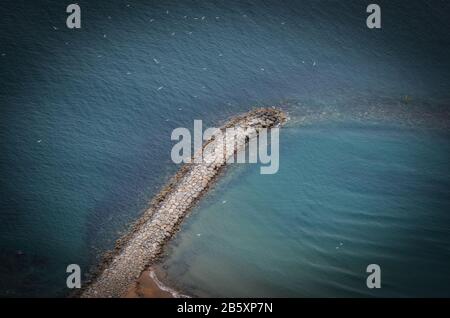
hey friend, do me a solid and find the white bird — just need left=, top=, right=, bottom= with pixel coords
left=37, top=139, right=42, bottom=143
left=153, top=58, right=160, bottom=64
left=157, top=86, right=164, bottom=91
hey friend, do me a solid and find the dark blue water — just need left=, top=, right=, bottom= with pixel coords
left=0, top=0, right=449, bottom=297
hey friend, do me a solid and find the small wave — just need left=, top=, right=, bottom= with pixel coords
left=148, top=270, right=190, bottom=298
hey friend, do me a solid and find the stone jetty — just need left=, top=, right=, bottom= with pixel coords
left=80, top=108, right=287, bottom=298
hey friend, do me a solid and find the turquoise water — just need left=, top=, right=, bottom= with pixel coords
left=0, top=1, right=449, bottom=297
left=157, top=121, right=450, bottom=297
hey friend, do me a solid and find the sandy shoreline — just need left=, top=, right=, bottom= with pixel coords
left=124, top=269, right=179, bottom=298
left=79, top=108, right=287, bottom=298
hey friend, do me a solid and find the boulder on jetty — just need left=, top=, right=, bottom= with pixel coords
left=80, top=108, right=287, bottom=298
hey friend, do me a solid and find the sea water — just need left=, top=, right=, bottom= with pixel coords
left=157, top=122, right=450, bottom=297
left=0, top=0, right=449, bottom=297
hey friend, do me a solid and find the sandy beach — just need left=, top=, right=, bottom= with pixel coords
left=124, top=269, right=175, bottom=298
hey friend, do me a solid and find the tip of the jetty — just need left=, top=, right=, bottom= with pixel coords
left=255, top=106, right=286, bottom=118
left=223, top=107, right=287, bottom=130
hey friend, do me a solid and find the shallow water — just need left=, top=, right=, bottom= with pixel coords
left=158, top=121, right=450, bottom=297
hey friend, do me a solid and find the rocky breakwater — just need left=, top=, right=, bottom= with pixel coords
left=80, top=108, right=287, bottom=298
